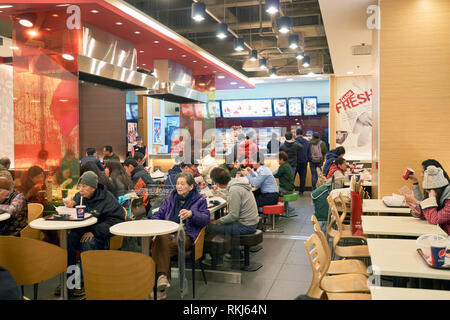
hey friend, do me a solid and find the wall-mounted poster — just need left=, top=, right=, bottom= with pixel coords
left=221, top=99, right=272, bottom=117
left=303, top=97, right=318, bottom=116
left=288, top=98, right=302, bottom=116
left=153, top=117, right=162, bottom=145
left=273, top=98, right=287, bottom=116
left=127, top=122, right=138, bottom=152
left=208, top=101, right=221, bottom=118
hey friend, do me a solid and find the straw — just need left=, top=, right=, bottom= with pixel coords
left=80, top=196, right=83, bottom=206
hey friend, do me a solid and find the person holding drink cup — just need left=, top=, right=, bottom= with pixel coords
left=412, top=166, right=450, bottom=235
left=62, top=171, right=125, bottom=297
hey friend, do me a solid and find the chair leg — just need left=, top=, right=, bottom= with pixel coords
left=34, top=283, right=39, bottom=300
left=199, top=258, right=207, bottom=285
left=240, top=245, right=263, bottom=272
left=21, top=286, right=24, bottom=296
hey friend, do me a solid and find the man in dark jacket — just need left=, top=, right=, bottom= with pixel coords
left=295, top=128, right=311, bottom=196
left=64, top=171, right=125, bottom=296
left=322, top=146, right=346, bottom=178
left=124, top=158, right=154, bottom=213
left=280, top=132, right=303, bottom=177
left=266, top=132, right=281, bottom=154
left=80, top=148, right=104, bottom=173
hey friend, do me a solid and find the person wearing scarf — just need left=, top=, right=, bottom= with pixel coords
left=150, top=172, right=210, bottom=299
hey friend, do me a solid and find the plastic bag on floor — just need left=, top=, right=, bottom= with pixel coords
left=177, top=220, right=188, bottom=299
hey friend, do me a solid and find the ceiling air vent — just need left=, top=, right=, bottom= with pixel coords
left=352, top=44, right=372, bottom=55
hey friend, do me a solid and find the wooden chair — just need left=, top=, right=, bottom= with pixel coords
left=316, top=167, right=327, bottom=188
left=326, top=292, right=372, bottom=300
left=311, top=216, right=368, bottom=276
left=27, top=203, right=44, bottom=223
left=0, top=236, right=67, bottom=300
left=81, top=250, right=155, bottom=300
left=304, top=233, right=370, bottom=300
left=187, top=226, right=208, bottom=299
left=108, top=236, right=123, bottom=250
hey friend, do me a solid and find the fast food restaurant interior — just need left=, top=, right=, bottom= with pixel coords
left=0, top=0, right=449, bottom=302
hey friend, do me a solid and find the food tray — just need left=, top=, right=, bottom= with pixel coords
left=417, top=248, right=450, bottom=269
left=44, top=213, right=93, bottom=221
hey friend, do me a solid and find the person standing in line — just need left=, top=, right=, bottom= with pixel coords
left=295, top=128, right=311, bottom=196
left=267, top=132, right=281, bottom=154
left=309, top=132, right=328, bottom=190
left=280, top=132, right=303, bottom=178
left=131, top=136, right=148, bottom=166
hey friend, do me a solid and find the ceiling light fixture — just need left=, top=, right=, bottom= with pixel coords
left=55, top=4, right=70, bottom=7
left=27, top=30, right=38, bottom=37
left=168, top=48, right=173, bottom=51
left=265, top=0, right=279, bottom=15
left=302, top=56, right=310, bottom=67
left=134, top=31, right=140, bottom=34
left=153, top=40, right=159, bottom=43
left=19, top=19, right=33, bottom=27
left=216, top=23, right=228, bottom=39
left=259, top=58, right=267, bottom=70
left=139, top=50, right=144, bottom=53
left=239, top=86, right=245, bottom=89
left=296, top=52, right=304, bottom=60
left=193, top=60, right=197, bottom=63
left=217, top=75, right=225, bottom=79
left=289, top=34, right=299, bottom=49
left=116, top=22, right=123, bottom=25
left=249, top=49, right=258, bottom=61
left=234, top=37, right=244, bottom=52
left=90, top=10, right=99, bottom=13
left=0, top=5, right=13, bottom=9
left=62, top=53, right=75, bottom=61
left=191, top=2, right=206, bottom=22
left=181, top=54, right=187, bottom=57
left=277, top=16, right=292, bottom=34
left=230, top=82, right=237, bottom=85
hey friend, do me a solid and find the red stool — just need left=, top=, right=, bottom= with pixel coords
left=262, top=202, right=284, bottom=233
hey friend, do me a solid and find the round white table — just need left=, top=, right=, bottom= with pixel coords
left=30, top=216, right=97, bottom=300
left=0, top=213, right=11, bottom=221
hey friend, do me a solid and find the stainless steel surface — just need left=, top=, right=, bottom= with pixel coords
left=172, top=268, right=241, bottom=284
left=78, top=55, right=157, bottom=90
left=154, top=60, right=192, bottom=87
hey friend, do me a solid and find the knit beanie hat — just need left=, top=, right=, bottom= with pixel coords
left=77, top=171, right=98, bottom=189
left=0, top=177, right=11, bottom=191
left=422, top=166, right=449, bottom=189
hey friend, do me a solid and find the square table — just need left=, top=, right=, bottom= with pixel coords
left=370, top=286, right=450, bottom=300
left=363, top=199, right=411, bottom=215
left=29, top=216, right=98, bottom=299
left=367, top=238, right=450, bottom=281
left=362, top=215, right=447, bottom=237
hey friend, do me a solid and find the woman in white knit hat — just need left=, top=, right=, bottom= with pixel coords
left=418, top=165, right=450, bottom=235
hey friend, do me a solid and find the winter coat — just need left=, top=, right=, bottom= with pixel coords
left=237, top=140, right=258, bottom=160
left=72, top=184, right=125, bottom=240
left=217, top=177, right=259, bottom=226
left=419, top=184, right=450, bottom=235
left=131, top=165, right=153, bottom=188
left=295, top=136, right=311, bottom=164
left=0, top=190, right=27, bottom=236
left=323, top=150, right=340, bottom=177
left=280, top=141, right=303, bottom=167
left=80, top=156, right=104, bottom=173
left=326, top=164, right=345, bottom=179
left=151, top=188, right=210, bottom=241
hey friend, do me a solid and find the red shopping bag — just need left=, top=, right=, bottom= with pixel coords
left=351, top=191, right=364, bottom=236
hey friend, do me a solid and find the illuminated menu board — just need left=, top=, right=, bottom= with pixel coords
left=221, top=99, right=273, bottom=118
left=273, top=98, right=287, bottom=116
left=303, top=97, right=318, bottom=116
left=288, top=98, right=302, bottom=116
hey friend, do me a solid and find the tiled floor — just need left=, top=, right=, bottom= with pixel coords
left=23, top=192, right=317, bottom=300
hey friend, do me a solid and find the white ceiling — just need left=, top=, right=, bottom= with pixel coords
left=319, top=0, right=376, bottom=76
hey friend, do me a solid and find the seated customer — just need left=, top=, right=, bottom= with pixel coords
left=0, top=177, right=27, bottom=236
left=220, top=157, right=238, bottom=178
left=273, top=151, right=295, bottom=196
left=326, top=158, right=347, bottom=180
left=123, top=158, right=153, bottom=215
left=246, top=153, right=279, bottom=209
left=150, top=172, right=210, bottom=299
left=80, top=148, right=104, bottom=173
left=415, top=166, right=450, bottom=235
left=207, top=167, right=259, bottom=261
left=63, top=171, right=125, bottom=296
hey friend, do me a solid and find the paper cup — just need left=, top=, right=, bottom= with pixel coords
left=75, top=205, right=86, bottom=219
left=403, top=168, right=414, bottom=180
left=430, top=239, right=447, bottom=267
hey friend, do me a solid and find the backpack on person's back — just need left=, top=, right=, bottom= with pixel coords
left=311, top=142, right=323, bottom=164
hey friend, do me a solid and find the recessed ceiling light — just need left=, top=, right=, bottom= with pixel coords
left=52, top=14, right=59, bottom=17
left=90, top=10, right=99, bottom=13
left=213, top=70, right=217, bottom=73
left=181, top=54, right=187, bottom=58
left=139, top=50, right=144, bottom=53
left=347, top=71, right=354, bottom=75
left=59, top=99, right=69, bottom=102
left=153, top=40, right=159, bottom=43
left=27, top=30, right=38, bottom=37
left=203, top=66, right=208, bottom=69
left=116, top=22, right=123, bottom=25
left=217, top=75, right=225, bottom=79
left=142, top=64, right=146, bottom=66
left=239, top=86, right=245, bottom=89
left=19, top=19, right=34, bottom=27
left=55, top=4, right=70, bottom=7
left=192, top=60, right=197, bottom=63
left=0, top=5, right=13, bottom=9
left=230, top=82, right=237, bottom=85
left=134, top=31, right=141, bottom=34
left=168, top=48, right=173, bottom=51
left=62, top=53, right=75, bottom=61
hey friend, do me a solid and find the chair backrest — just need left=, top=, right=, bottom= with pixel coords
left=0, top=236, right=67, bottom=286
left=194, top=227, right=206, bottom=261
left=27, top=203, right=44, bottom=223
left=81, top=250, right=155, bottom=300
left=337, top=194, right=349, bottom=224
left=311, top=215, right=332, bottom=261
left=329, top=202, right=343, bottom=250
left=20, top=225, right=41, bottom=240
left=304, top=232, right=330, bottom=299
left=109, top=235, right=123, bottom=250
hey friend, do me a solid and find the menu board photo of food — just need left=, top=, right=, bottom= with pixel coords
left=208, top=101, right=221, bottom=118
left=288, top=98, right=302, bottom=116
left=221, top=99, right=273, bottom=118
left=273, top=99, right=287, bottom=116
left=303, top=97, right=318, bottom=116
